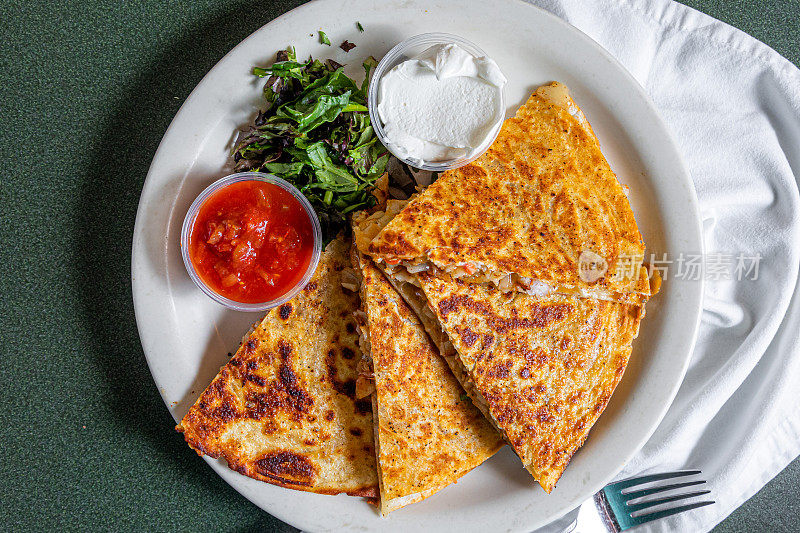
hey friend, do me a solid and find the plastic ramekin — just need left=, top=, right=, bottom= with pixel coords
left=180, top=172, right=322, bottom=312
left=367, top=32, right=506, bottom=172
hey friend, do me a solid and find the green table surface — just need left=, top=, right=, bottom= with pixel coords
left=1, top=0, right=798, bottom=531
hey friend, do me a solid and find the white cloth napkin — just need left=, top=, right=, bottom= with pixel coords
left=524, top=0, right=800, bottom=531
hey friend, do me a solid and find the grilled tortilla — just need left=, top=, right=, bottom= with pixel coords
left=416, top=272, right=643, bottom=493
left=367, top=82, right=653, bottom=304
left=354, top=252, right=503, bottom=514
left=177, top=237, right=378, bottom=499
left=357, top=203, right=645, bottom=492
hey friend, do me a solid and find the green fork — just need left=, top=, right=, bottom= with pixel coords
left=593, top=470, right=715, bottom=531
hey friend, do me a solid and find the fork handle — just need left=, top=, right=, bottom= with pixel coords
left=594, top=490, right=623, bottom=533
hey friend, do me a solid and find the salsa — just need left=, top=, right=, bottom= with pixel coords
left=189, top=180, right=315, bottom=304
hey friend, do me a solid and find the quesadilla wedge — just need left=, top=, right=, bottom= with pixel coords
left=177, top=237, right=378, bottom=499
left=353, top=251, right=503, bottom=514
left=367, top=82, right=654, bottom=305
left=416, top=272, right=643, bottom=493
left=356, top=202, right=646, bottom=492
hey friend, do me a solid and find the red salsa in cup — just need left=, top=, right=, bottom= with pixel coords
left=188, top=180, right=315, bottom=304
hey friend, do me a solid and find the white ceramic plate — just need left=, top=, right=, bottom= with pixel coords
left=132, top=0, right=704, bottom=531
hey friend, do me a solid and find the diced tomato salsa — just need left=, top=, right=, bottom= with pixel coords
left=188, top=180, right=315, bottom=304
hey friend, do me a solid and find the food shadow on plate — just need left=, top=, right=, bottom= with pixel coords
left=74, top=0, right=307, bottom=525
left=477, top=446, right=543, bottom=492
left=171, top=307, right=260, bottom=420
left=145, top=162, right=232, bottom=284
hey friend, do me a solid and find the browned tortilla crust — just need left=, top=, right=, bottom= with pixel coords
left=368, top=83, right=651, bottom=301
left=177, top=238, right=378, bottom=498
left=358, top=257, right=503, bottom=514
left=417, top=273, right=642, bottom=493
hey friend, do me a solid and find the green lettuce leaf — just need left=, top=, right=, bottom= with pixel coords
left=232, top=47, right=389, bottom=242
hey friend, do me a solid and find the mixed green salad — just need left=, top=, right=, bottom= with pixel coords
left=233, top=47, right=389, bottom=242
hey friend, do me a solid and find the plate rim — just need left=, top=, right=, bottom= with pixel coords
left=131, top=0, right=705, bottom=530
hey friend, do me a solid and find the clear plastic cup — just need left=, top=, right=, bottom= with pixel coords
left=367, top=33, right=506, bottom=172
left=180, top=172, right=322, bottom=312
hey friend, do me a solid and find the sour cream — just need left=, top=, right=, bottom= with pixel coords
left=377, top=43, right=506, bottom=165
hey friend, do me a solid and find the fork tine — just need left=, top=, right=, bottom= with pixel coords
left=607, top=470, right=702, bottom=491
left=628, top=500, right=716, bottom=525
left=626, top=490, right=711, bottom=512
left=622, top=480, right=706, bottom=501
